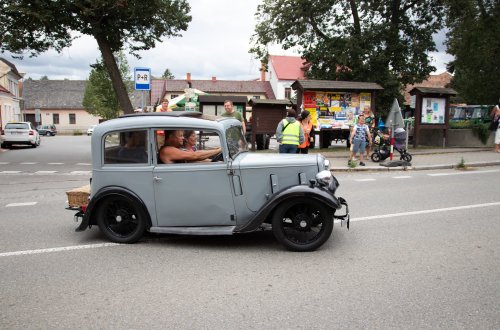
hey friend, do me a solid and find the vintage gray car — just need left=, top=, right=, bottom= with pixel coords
left=73, top=112, right=349, bottom=251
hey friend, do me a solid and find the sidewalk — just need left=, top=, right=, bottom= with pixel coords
left=320, top=146, right=500, bottom=171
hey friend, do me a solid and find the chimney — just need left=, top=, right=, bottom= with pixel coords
left=186, top=72, right=191, bottom=82
left=211, top=76, right=216, bottom=82
left=260, top=61, right=266, bottom=81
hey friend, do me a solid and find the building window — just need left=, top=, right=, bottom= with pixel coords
left=69, top=113, right=76, bottom=124
left=171, top=95, right=179, bottom=99
left=253, top=96, right=261, bottom=100
left=285, top=88, right=292, bottom=99
left=53, top=114, right=59, bottom=124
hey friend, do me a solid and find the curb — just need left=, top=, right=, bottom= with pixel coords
left=331, top=161, right=500, bottom=172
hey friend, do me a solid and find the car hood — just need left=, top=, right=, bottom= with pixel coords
left=235, top=152, right=323, bottom=212
left=236, top=152, right=319, bottom=168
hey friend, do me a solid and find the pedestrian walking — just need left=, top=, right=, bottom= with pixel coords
left=276, top=108, right=304, bottom=154
left=221, top=100, right=246, bottom=133
left=348, top=115, right=372, bottom=166
left=297, top=110, right=313, bottom=154
left=490, top=100, right=500, bottom=153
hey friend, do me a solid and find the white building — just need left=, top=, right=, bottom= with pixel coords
left=264, top=55, right=307, bottom=100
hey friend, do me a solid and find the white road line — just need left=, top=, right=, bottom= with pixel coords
left=6, top=202, right=37, bottom=207
left=352, top=201, right=500, bottom=222
left=393, top=176, right=412, bottom=179
left=0, top=171, right=21, bottom=174
left=355, top=178, right=376, bottom=182
left=35, top=171, right=57, bottom=174
left=428, top=169, right=500, bottom=176
left=20, top=162, right=37, bottom=165
left=0, top=162, right=10, bottom=165
left=70, top=171, right=92, bottom=175
left=48, top=162, right=64, bottom=165
left=0, top=243, right=121, bottom=258
left=76, top=163, right=91, bottom=166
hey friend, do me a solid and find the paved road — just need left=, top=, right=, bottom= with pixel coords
left=1, top=136, right=499, bottom=329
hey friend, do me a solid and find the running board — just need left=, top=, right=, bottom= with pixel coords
left=149, top=226, right=236, bottom=236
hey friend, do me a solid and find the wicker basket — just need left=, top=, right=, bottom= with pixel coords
left=66, top=184, right=91, bottom=208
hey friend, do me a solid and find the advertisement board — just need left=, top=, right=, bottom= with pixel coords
left=302, top=91, right=371, bottom=129
left=421, top=97, right=446, bottom=124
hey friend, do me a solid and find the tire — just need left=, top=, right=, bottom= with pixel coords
left=96, top=194, right=147, bottom=243
left=272, top=198, right=334, bottom=252
left=371, top=152, right=381, bottom=162
left=401, top=153, right=412, bottom=162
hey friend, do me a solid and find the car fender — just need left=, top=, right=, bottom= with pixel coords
left=234, top=184, right=341, bottom=233
left=76, top=186, right=151, bottom=232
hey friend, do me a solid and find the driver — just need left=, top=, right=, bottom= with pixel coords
left=159, top=130, right=222, bottom=164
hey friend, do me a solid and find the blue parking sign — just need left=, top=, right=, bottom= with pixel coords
left=134, top=67, right=151, bottom=91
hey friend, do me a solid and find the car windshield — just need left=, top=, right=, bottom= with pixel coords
left=6, top=123, right=29, bottom=129
left=225, top=126, right=248, bottom=159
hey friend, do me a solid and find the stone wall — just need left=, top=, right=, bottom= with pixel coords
left=417, top=129, right=495, bottom=147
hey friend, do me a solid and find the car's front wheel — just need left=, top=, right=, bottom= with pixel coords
left=272, top=198, right=334, bottom=252
left=96, top=194, right=147, bottom=243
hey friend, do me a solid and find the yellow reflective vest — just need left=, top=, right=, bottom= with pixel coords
left=281, top=119, right=301, bottom=145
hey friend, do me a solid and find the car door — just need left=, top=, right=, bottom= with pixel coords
left=152, top=130, right=236, bottom=227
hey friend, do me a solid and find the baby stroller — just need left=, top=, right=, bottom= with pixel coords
left=370, top=128, right=412, bottom=162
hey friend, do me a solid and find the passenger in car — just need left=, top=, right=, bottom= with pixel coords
left=118, top=131, right=148, bottom=163
left=183, top=130, right=198, bottom=152
left=159, top=130, right=221, bottom=164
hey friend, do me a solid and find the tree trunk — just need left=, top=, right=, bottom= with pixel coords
left=94, top=35, right=134, bottom=114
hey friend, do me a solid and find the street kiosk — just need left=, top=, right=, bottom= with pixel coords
left=409, top=87, right=457, bottom=148
left=248, top=99, right=291, bottom=151
left=292, top=80, right=383, bottom=148
left=198, top=95, right=248, bottom=117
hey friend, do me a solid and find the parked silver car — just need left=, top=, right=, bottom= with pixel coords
left=1, top=122, right=41, bottom=148
left=72, top=112, right=349, bottom=251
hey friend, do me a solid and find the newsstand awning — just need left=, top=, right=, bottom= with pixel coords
left=292, top=80, right=384, bottom=92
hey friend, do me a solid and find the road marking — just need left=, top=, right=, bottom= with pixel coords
left=393, top=176, right=412, bottom=179
left=0, top=171, right=21, bottom=174
left=355, top=178, right=376, bottom=182
left=76, top=163, right=91, bottom=166
left=48, top=162, right=64, bottom=165
left=352, top=201, right=500, bottom=222
left=20, top=162, right=37, bottom=165
left=35, top=171, right=57, bottom=174
left=0, top=243, right=121, bottom=258
left=0, top=162, right=9, bottom=165
left=6, top=202, right=37, bottom=207
left=70, top=171, right=92, bottom=175
left=428, top=169, right=500, bottom=176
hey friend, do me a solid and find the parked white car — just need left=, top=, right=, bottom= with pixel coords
left=87, top=125, right=97, bottom=136
left=1, top=122, right=41, bottom=148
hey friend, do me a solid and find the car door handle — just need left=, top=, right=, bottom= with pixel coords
left=153, top=176, right=162, bottom=182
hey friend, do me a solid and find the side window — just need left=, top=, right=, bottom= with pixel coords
left=104, top=130, right=149, bottom=164
left=156, top=128, right=222, bottom=165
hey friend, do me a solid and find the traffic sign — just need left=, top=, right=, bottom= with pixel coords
left=134, top=67, right=151, bottom=91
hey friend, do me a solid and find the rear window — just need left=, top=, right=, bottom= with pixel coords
left=5, top=123, right=29, bottom=129
left=103, top=130, right=149, bottom=164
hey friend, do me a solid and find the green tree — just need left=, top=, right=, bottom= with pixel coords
left=162, top=68, right=175, bottom=79
left=250, top=0, right=445, bottom=114
left=0, top=0, right=191, bottom=114
left=40, top=75, right=49, bottom=80
left=83, top=52, right=132, bottom=120
left=445, top=0, right=500, bottom=104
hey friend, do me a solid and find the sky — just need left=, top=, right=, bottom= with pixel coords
left=3, top=0, right=453, bottom=81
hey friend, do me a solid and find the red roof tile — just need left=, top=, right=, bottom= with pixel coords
left=269, top=55, right=307, bottom=80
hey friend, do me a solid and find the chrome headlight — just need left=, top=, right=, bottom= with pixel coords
left=316, top=170, right=333, bottom=187
left=323, top=159, right=330, bottom=170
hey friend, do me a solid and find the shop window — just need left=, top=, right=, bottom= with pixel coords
left=69, top=113, right=76, bottom=124
left=285, top=88, right=291, bottom=99
left=53, top=114, right=59, bottom=124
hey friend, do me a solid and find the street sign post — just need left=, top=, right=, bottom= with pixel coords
left=134, top=67, right=151, bottom=91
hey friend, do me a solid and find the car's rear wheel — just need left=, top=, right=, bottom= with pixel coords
left=96, top=194, right=147, bottom=243
left=272, top=198, right=334, bottom=252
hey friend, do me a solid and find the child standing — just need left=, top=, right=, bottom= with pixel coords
left=349, top=115, right=372, bottom=166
